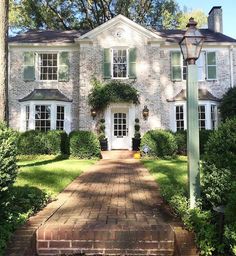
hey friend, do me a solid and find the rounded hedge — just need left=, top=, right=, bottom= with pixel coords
left=141, top=129, right=177, bottom=157
left=0, top=123, right=18, bottom=216
left=17, top=130, right=69, bottom=155
left=204, top=118, right=236, bottom=174
left=219, top=87, right=236, bottom=121
left=70, top=130, right=101, bottom=158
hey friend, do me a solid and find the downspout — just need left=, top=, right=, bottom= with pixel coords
left=229, top=45, right=234, bottom=87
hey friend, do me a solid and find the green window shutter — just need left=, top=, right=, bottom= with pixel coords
left=59, top=52, right=70, bottom=82
left=206, top=52, right=216, bottom=80
left=171, top=51, right=182, bottom=81
left=23, top=52, right=35, bottom=81
left=103, top=48, right=111, bottom=79
left=128, top=48, right=137, bottom=79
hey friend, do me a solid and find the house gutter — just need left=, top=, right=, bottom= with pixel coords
left=229, top=45, right=234, bottom=87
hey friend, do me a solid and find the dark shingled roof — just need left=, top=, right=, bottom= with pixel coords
left=19, top=89, right=72, bottom=102
left=9, top=27, right=236, bottom=44
left=9, top=30, right=88, bottom=44
left=156, top=29, right=236, bottom=43
left=167, top=88, right=220, bottom=102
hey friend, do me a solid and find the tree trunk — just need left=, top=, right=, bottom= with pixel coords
left=0, top=0, right=8, bottom=123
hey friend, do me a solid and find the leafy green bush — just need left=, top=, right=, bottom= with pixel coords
left=17, top=130, right=69, bottom=155
left=70, top=131, right=101, bottom=158
left=219, top=87, right=236, bottom=121
left=0, top=123, right=18, bottom=217
left=174, top=130, right=213, bottom=156
left=44, top=130, right=69, bottom=155
left=88, top=78, right=139, bottom=111
left=224, top=223, right=236, bottom=255
left=201, top=163, right=232, bottom=207
left=160, top=185, right=218, bottom=256
left=141, top=129, right=177, bottom=157
left=204, top=118, right=236, bottom=174
left=0, top=186, right=49, bottom=255
left=174, top=130, right=187, bottom=155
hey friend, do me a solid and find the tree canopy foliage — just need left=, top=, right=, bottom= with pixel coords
left=9, top=0, right=206, bottom=33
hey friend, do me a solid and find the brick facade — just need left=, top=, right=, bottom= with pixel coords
left=8, top=16, right=236, bottom=137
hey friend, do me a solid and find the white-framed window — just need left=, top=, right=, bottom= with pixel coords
left=38, top=53, right=58, bottom=81
left=171, top=51, right=217, bottom=81
left=172, top=101, right=219, bottom=132
left=20, top=101, right=71, bottom=133
left=25, top=105, right=30, bottom=131
left=206, top=52, right=217, bottom=80
left=112, top=49, right=128, bottom=78
left=35, top=105, right=51, bottom=131
left=198, top=105, right=206, bottom=130
left=211, top=104, right=217, bottom=130
left=56, top=106, right=65, bottom=130
left=175, top=105, right=184, bottom=131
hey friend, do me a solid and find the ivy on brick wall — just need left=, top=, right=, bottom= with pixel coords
left=88, top=78, right=139, bottom=111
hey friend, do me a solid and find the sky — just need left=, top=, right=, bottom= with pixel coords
left=177, top=0, right=236, bottom=39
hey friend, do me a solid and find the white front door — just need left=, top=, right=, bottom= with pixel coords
left=111, top=110, right=129, bottom=149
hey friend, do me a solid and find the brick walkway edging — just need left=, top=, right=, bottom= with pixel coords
left=5, top=172, right=88, bottom=256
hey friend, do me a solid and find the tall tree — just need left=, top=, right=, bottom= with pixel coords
left=177, top=9, right=207, bottom=29
left=9, top=0, right=182, bottom=32
left=0, top=0, right=9, bottom=123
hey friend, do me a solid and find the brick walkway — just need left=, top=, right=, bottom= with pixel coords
left=6, top=151, right=199, bottom=256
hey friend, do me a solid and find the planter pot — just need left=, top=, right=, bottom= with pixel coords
left=100, top=139, right=108, bottom=151
left=132, top=138, right=141, bottom=151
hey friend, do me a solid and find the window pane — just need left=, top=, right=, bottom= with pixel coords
left=207, top=52, right=216, bottom=65
left=171, top=52, right=181, bottom=65
left=39, top=53, right=58, bottom=81
left=56, top=106, right=65, bottom=130
left=208, top=66, right=216, bottom=79
left=172, top=67, right=181, bottom=80
left=35, top=105, right=51, bottom=131
left=176, top=105, right=184, bottom=131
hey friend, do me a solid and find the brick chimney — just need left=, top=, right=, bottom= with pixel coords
left=208, top=6, right=223, bottom=33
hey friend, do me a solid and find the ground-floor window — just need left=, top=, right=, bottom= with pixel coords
left=21, top=101, right=71, bottom=133
left=176, top=105, right=184, bottom=131
left=198, top=105, right=206, bottom=130
left=174, top=101, right=218, bottom=132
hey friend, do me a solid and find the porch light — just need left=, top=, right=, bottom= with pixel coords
left=142, top=105, right=149, bottom=120
left=179, top=18, right=204, bottom=209
left=91, top=109, right=97, bottom=119
left=179, top=18, right=204, bottom=64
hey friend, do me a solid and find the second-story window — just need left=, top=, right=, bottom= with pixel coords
left=112, top=49, right=128, bottom=78
left=39, top=53, right=58, bottom=81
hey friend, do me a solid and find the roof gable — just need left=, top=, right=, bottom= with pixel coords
left=79, top=14, right=163, bottom=41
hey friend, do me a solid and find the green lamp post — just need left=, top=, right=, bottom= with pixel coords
left=179, top=18, right=204, bottom=208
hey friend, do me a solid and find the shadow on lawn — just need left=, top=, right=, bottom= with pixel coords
left=142, top=157, right=188, bottom=191
left=19, top=154, right=69, bottom=168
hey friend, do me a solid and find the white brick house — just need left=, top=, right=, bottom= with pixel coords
left=8, top=6, right=236, bottom=150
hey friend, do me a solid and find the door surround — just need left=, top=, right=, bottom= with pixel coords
left=105, top=103, right=135, bottom=150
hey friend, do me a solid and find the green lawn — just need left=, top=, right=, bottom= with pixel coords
left=141, top=156, right=188, bottom=192
left=16, top=155, right=97, bottom=195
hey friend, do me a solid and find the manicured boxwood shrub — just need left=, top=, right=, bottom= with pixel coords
left=0, top=123, right=18, bottom=217
left=17, top=130, right=69, bottom=155
left=69, top=130, right=101, bottom=158
left=219, top=87, right=236, bottom=121
left=204, top=118, right=236, bottom=174
left=174, top=130, right=213, bottom=156
left=141, top=129, right=177, bottom=157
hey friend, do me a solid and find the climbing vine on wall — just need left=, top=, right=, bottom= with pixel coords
left=88, top=78, right=139, bottom=111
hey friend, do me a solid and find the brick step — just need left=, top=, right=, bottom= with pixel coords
left=36, top=224, right=175, bottom=255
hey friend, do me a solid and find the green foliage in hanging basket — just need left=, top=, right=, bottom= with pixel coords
left=88, top=79, right=139, bottom=111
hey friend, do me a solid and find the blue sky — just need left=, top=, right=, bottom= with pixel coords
left=177, top=0, right=236, bottom=39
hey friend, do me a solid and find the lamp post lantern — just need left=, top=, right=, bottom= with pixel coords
left=179, top=18, right=204, bottom=208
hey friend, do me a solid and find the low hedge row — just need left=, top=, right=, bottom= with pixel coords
left=140, top=129, right=213, bottom=158
left=174, top=130, right=213, bottom=156
left=17, top=130, right=69, bottom=155
left=17, top=130, right=101, bottom=158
